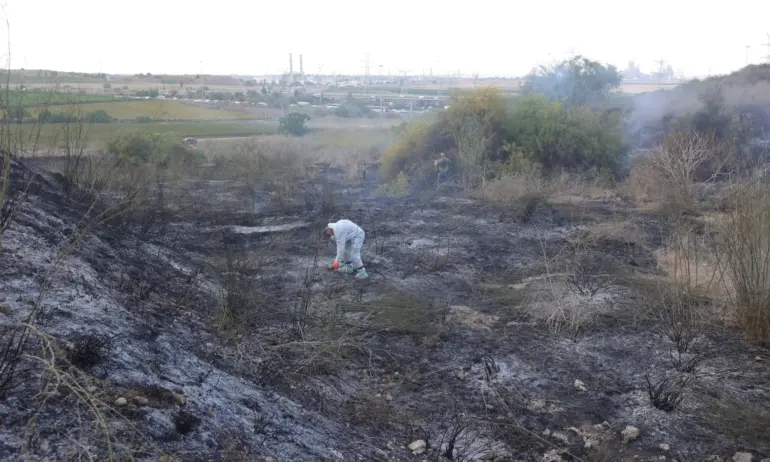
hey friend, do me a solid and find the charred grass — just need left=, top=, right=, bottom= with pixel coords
left=3, top=130, right=770, bottom=460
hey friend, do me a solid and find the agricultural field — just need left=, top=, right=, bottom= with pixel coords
left=12, top=120, right=275, bottom=146
left=28, top=99, right=255, bottom=121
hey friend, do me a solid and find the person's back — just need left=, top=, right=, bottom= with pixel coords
left=437, top=156, right=450, bottom=172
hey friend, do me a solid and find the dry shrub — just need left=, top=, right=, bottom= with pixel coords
left=526, top=239, right=609, bottom=339
left=377, top=171, right=410, bottom=197
left=216, top=241, right=286, bottom=333
left=711, top=179, right=770, bottom=341
left=481, top=173, right=551, bottom=203
left=565, top=250, right=614, bottom=297
left=655, top=218, right=723, bottom=298
left=220, top=137, right=311, bottom=212
left=627, top=131, right=717, bottom=211
left=578, top=218, right=646, bottom=249
left=310, top=129, right=390, bottom=181
left=646, top=278, right=711, bottom=372
left=480, top=174, right=551, bottom=222
left=481, top=171, right=607, bottom=208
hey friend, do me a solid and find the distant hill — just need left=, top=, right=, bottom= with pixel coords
left=7, top=69, right=248, bottom=87
left=628, top=64, right=770, bottom=141
left=632, top=64, right=770, bottom=117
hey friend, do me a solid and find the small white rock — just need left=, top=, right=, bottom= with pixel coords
left=732, top=453, right=753, bottom=462
left=659, top=443, right=671, bottom=451
left=574, top=379, right=587, bottom=392
left=407, top=440, right=426, bottom=454
left=551, top=431, right=569, bottom=444
left=543, top=449, right=562, bottom=462
left=114, top=397, right=128, bottom=407
left=593, top=421, right=610, bottom=431
left=621, top=425, right=640, bottom=443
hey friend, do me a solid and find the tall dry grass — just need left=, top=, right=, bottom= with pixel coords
left=710, top=179, right=770, bottom=341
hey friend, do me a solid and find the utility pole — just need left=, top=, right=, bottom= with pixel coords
left=764, top=34, right=770, bottom=63
left=299, top=54, right=304, bottom=80
left=654, top=58, right=666, bottom=83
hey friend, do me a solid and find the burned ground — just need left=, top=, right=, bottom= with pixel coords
left=0, top=159, right=768, bottom=462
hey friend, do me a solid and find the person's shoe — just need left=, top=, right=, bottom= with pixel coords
left=354, top=267, right=369, bottom=280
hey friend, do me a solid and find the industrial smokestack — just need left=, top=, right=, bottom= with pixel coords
left=289, top=53, right=294, bottom=80
left=299, top=54, right=304, bottom=76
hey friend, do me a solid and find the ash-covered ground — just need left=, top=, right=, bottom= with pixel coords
left=0, top=159, right=768, bottom=462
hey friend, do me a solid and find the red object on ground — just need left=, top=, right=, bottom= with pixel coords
left=332, top=262, right=340, bottom=270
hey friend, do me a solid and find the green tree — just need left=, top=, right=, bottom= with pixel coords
left=85, top=110, right=112, bottom=123
left=691, top=86, right=732, bottom=141
left=503, top=94, right=623, bottom=174
left=278, top=112, right=310, bottom=136
left=521, top=55, right=622, bottom=107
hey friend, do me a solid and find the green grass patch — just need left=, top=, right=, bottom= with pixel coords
left=344, top=291, right=444, bottom=335
left=28, top=100, right=254, bottom=121
left=12, top=89, right=126, bottom=107
left=12, top=120, right=275, bottom=144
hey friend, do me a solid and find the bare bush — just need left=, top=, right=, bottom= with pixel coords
left=628, top=131, right=718, bottom=210
left=566, top=249, right=613, bottom=297
left=647, top=282, right=709, bottom=372
left=711, top=179, right=770, bottom=341
left=216, top=238, right=287, bottom=333
left=646, top=373, right=692, bottom=412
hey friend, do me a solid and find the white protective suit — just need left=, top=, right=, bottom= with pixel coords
left=328, top=220, right=365, bottom=269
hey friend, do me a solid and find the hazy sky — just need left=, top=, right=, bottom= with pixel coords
left=4, top=0, right=770, bottom=78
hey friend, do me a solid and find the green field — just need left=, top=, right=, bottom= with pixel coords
left=29, top=100, right=255, bottom=121
left=10, top=89, right=125, bottom=107
left=13, top=120, right=276, bottom=144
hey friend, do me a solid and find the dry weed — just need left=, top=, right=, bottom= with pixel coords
left=626, top=131, right=719, bottom=212
left=710, top=179, right=770, bottom=341
left=480, top=173, right=552, bottom=204
left=20, top=325, right=136, bottom=461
